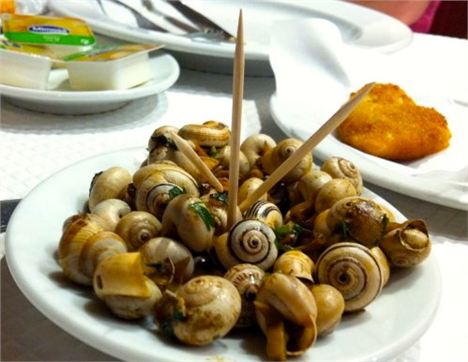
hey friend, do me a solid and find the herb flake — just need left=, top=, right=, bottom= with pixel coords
left=190, top=202, right=215, bottom=230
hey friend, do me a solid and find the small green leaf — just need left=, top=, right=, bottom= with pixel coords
left=211, top=191, right=228, bottom=205
left=208, top=146, right=220, bottom=158
left=274, top=238, right=294, bottom=253
left=168, top=186, right=184, bottom=200
left=190, top=202, right=215, bottom=230
left=292, top=223, right=304, bottom=237
left=337, top=220, right=351, bottom=239
left=274, top=225, right=291, bottom=238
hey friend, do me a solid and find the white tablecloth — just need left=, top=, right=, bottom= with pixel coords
left=1, top=34, right=467, bottom=361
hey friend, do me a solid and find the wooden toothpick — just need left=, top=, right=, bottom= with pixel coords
left=227, top=9, right=245, bottom=229
left=239, top=82, right=376, bottom=212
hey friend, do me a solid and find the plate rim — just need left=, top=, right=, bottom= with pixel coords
left=47, top=0, right=412, bottom=60
left=5, top=146, right=441, bottom=362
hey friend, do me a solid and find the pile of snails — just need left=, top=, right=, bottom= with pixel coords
left=57, top=120, right=431, bottom=361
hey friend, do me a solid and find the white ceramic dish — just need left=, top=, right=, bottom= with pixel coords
left=6, top=147, right=440, bottom=362
left=0, top=53, right=179, bottom=114
left=48, top=0, right=412, bottom=75
left=270, top=93, right=468, bottom=211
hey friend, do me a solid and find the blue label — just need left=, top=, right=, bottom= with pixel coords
left=28, top=25, right=70, bottom=35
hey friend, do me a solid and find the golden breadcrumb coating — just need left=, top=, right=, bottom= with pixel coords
left=336, top=83, right=451, bottom=161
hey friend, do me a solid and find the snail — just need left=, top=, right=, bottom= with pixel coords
left=321, top=157, right=363, bottom=194
left=297, top=169, right=333, bottom=205
left=380, top=219, right=431, bottom=267
left=254, top=273, right=318, bottom=361
left=93, top=252, right=162, bottom=319
left=224, top=264, right=266, bottom=327
left=243, top=200, right=283, bottom=229
left=140, top=236, right=194, bottom=287
left=88, top=167, right=132, bottom=212
left=132, top=161, right=182, bottom=189
left=178, top=121, right=230, bottom=148
left=238, top=177, right=267, bottom=205
left=371, top=246, right=391, bottom=287
left=201, top=190, right=242, bottom=236
left=154, top=275, right=241, bottom=345
left=148, top=125, right=179, bottom=159
left=315, top=242, right=383, bottom=312
left=273, top=250, right=315, bottom=283
left=212, top=145, right=250, bottom=182
left=314, top=178, right=358, bottom=213
left=213, top=219, right=278, bottom=270
left=261, top=138, right=312, bottom=183
left=162, top=194, right=215, bottom=252
left=135, top=165, right=200, bottom=219
left=114, top=211, right=162, bottom=251
left=309, top=284, right=345, bottom=337
left=240, top=133, right=277, bottom=169
left=91, top=199, right=131, bottom=231
left=58, top=213, right=107, bottom=285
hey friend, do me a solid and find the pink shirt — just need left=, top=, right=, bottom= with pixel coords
left=410, top=0, right=441, bottom=33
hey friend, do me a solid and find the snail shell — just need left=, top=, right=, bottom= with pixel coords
left=162, top=194, right=215, bottom=252
left=254, top=273, right=318, bottom=360
left=297, top=169, right=333, bottom=205
left=314, top=178, right=358, bottom=213
left=380, top=219, right=431, bottom=267
left=213, top=219, right=278, bottom=270
left=243, top=200, right=283, bottom=229
left=140, top=237, right=194, bottom=286
left=155, top=276, right=241, bottom=345
left=327, top=196, right=392, bottom=247
left=273, top=250, right=315, bottom=282
left=371, top=246, right=391, bottom=286
left=224, top=264, right=266, bottom=327
left=88, top=167, right=132, bottom=212
left=315, top=242, right=383, bottom=312
left=321, top=157, right=363, bottom=194
left=148, top=125, right=179, bottom=156
left=115, top=211, right=162, bottom=251
left=238, top=177, right=267, bottom=205
left=79, top=231, right=127, bottom=279
left=58, top=214, right=106, bottom=285
left=213, top=146, right=250, bottom=182
left=310, top=284, right=345, bottom=337
left=240, top=133, right=277, bottom=168
left=201, top=191, right=242, bottom=236
left=91, top=199, right=131, bottom=231
left=261, top=138, right=312, bottom=183
left=93, top=252, right=162, bottom=319
left=178, top=121, right=230, bottom=147
left=132, top=161, right=180, bottom=189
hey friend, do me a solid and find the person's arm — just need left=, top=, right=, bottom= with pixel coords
left=349, top=1, right=432, bottom=25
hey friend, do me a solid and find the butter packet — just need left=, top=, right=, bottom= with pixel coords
left=61, top=44, right=164, bottom=90
left=2, top=13, right=96, bottom=56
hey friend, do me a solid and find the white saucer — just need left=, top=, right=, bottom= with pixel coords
left=0, top=53, right=180, bottom=114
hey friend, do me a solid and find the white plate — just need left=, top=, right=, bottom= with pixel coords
left=0, top=53, right=179, bottom=114
left=48, top=0, right=412, bottom=75
left=270, top=94, right=468, bottom=211
left=6, top=147, right=440, bottom=362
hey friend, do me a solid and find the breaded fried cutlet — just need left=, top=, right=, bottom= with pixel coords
left=336, top=83, right=451, bottom=161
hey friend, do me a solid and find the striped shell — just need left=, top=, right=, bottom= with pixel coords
left=243, top=200, right=283, bottom=229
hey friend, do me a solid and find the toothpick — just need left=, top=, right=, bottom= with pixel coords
left=227, top=9, right=245, bottom=229
left=171, top=132, right=224, bottom=192
left=239, top=82, right=376, bottom=212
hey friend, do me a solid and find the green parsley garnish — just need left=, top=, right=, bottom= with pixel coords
left=211, top=191, right=228, bottom=205
left=208, top=146, right=220, bottom=158
left=168, top=186, right=185, bottom=199
left=190, top=202, right=215, bottom=230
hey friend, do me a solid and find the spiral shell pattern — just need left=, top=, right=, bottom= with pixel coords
left=243, top=200, right=283, bottom=229
left=315, top=242, right=383, bottom=312
left=215, top=219, right=278, bottom=270
left=321, top=157, right=363, bottom=194
left=178, top=121, right=230, bottom=147
left=115, top=211, right=162, bottom=251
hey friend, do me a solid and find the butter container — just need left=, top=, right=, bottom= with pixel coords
left=62, top=44, right=163, bottom=90
left=0, top=39, right=54, bottom=89
left=2, top=14, right=96, bottom=57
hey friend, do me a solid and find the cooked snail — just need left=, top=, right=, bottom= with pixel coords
left=114, top=211, right=162, bottom=251
left=380, top=219, right=431, bottom=267
left=178, top=121, right=230, bottom=148
left=273, top=250, right=314, bottom=283
left=93, top=252, right=162, bottom=319
left=140, top=236, right=194, bottom=287
left=91, top=199, right=131, bottom=231
left=240, top=133, right=276, bottom=169
left=321, top=157, right=363, bottom=194
left=201, top=191, right=241, bottom=235
left=255, top=273, right=318, bottom=361
left=243, top=200, right=283, bottom=229
left=297, top=169, right=333, bottom=205
left=224, top=264, right=266, bottom=327
left=88, top=167, right=132, bottom=212
left=155, top=275, right=241, bottom=345
left=238, top=177, right=267, bottom=205
left=314, top=178, right=358, bottom=213
left=309, top=284, right=345, bottom=337
left=214, top=219, right=278, bottom=270
left=162, top=194, right=215, bottom=252
left=371, top=246, right=391, bottom=286
left=315, top=242, right=383, bottom=312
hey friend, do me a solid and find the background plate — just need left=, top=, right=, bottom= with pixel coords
left=6, top=147, right=440, bottom=362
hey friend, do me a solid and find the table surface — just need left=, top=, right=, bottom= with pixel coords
left=1, top=35, right=468, bottom=362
